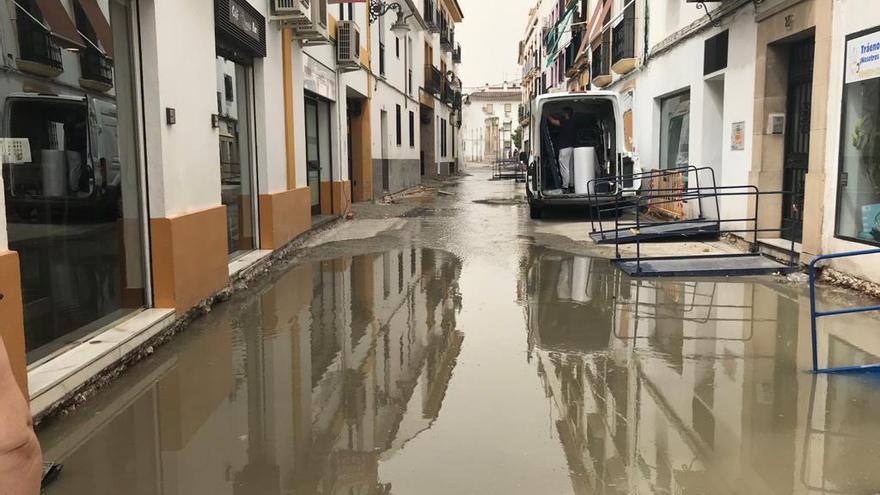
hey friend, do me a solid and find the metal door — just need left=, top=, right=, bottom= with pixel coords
left=782, top=38, right=814, bottom=243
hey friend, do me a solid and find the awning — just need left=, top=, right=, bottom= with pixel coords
left=31, top=0, right=85, bottom=50
left=75, top=0, right=113, bottom=58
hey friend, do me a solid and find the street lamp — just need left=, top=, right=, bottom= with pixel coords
left=369, top=0, right=412, bottom=36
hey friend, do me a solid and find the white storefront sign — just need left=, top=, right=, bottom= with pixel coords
left=846, top=29, right=880, bottom=83
left=303, top=55, right=337, bottom=101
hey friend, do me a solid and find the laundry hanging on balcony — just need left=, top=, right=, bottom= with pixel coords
left=544, top=3, right=577, bottom=67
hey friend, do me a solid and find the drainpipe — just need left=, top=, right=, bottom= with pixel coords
left=642, top=0, right=650, bottom=66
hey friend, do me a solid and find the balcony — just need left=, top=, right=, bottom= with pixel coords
left=453, top=91, right=462, bottom=111
left=452, top=43, right=461, bottom=64
left=611, top=7, right=637, bottom=75
left=564, top=31, right=583, bottom=78
left=79, top=47, right=113, bottom=92
left=424, top=64, right=441, bottom=96
left=591, top=31, right=612, bottom=88
left=443, top=86, right=455, bottom=107
left=440, top=29, right=453, bottom=52
left=424, top=0, right=440, bottom=33
left=16, top=18, right=63, bottom=78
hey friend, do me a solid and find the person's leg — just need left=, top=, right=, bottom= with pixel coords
left=0, top=337, right=41, bottom=494
left=559, top=147, right=573, bottom=189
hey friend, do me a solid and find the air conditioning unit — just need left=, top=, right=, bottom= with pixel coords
left=270, top=0, right=311, bottom=27
left=337, top=21, right=361, bottom=72
left=295, top=0, right=330, bottom=45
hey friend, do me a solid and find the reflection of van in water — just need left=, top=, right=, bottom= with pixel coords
left=527, top=91, right=641, bottom=219
left=2, top=92, right=121, bottom=221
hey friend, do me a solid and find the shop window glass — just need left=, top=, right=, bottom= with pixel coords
left=836, top=31, right=880, bottom=244
left=216, top=55, right=256, bottom=257
left=2, top=0, right=146, bottom=362
left=659, top=91, right=690, bottom=170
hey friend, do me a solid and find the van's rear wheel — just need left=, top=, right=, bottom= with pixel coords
left=529, top=204, right=543, bottom=219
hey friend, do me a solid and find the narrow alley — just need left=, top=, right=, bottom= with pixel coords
left=35, top=165, right=880, bottom=494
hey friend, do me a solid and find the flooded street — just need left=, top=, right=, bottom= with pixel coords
left=37, top=166, right=880, bottom=494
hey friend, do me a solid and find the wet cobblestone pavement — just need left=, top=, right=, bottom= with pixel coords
left=37, top=165, right=880, bottom=494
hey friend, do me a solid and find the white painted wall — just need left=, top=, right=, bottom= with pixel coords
left=821, top=0, right=880, bottom=282
left=249, top=0, right=287, bottom=195
left=140, top=0, right=222, bottom=217
left=630, top=9, right=756, bottom=223
left=461, top=92, right=522, bottom=162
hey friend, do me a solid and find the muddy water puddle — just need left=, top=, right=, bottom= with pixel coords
left=35, top=218, right=880, bottom=493
left=38, top=247, right=880, bottom=494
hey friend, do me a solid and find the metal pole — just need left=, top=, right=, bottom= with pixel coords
left=809, top=260, right=819, bottom=372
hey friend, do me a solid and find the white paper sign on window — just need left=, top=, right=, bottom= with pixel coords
left=846, top=30, right=880, bottom=84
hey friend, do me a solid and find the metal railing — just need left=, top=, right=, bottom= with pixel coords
left=591, top=31, right=611, bottom=79
left=612, top=16, right=636, bottom=66
left=598, top=176, right=798, bottom=276
left=424, top=64, right=441, bottom=95
left=424, top=0, right=439, bottom=32
left=808, top=248, right=880, bottom=374
left=17, top=18, right=63, bottom=70
left=588, top=166, right=711, bottom=242
left=80, top=47, right=113, bottom=86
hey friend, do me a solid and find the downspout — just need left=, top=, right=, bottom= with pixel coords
left=642, top=0, right=649, bottom=66
left=282, top=28, right=296, bottom=190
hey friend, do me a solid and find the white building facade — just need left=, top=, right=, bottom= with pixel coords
left=461, top=85, right=522, bottom=163
left=0, top=0, right=464, bottom=416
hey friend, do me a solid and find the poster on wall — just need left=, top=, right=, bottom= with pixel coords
left=846, top=29, right=880, bottom=83
left=731, top=121, right=745, bottom=150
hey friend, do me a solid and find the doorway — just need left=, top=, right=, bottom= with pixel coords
left=305, top=98, right=321, bottom=215
left=782, top=37, right=814, bottom=243
left=217, top=52, right=257, bottom=258
left=380, top=110, right=389, bottom=193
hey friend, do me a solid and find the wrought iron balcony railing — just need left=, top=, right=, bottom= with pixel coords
left=424, top=64, right=441, bottom=95
left=16, top=17, right=63, bottom=73
left=611, top=14, right=636, bottom=67
left=80, top=47, right=113, bottom=87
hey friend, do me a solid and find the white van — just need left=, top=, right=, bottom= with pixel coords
left=526, top=91, right=641, bottom=219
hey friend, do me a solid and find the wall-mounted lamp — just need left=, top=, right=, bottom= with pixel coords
left=370, top=0, right=412, bottom=36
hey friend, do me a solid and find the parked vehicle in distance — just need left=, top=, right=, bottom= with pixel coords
left=526, top=91, right=641, bottom=219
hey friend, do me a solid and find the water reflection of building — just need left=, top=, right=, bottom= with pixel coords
left=520, top=248, right=880, bottom=495
left=39, top=248, right=464, bottom=494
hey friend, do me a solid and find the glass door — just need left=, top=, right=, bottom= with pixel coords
left=216, top=54, right=256, bottom=257
left=305, top=98, right=321, bottom=215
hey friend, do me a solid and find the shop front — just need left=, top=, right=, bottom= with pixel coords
left=214, top=0, right=266, bottom=258
left=303, top=55, right=337, bottom=217
left=835, top=26, right=880, bottom=246
left=0, top=0, right=147, bottom=364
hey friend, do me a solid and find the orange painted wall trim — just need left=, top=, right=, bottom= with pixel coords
left=282, top=28, right=296, bottom=189
left=150, top=206, right=229, bottom=315
left=0, top=250, right=26, bottom=395
left=258, top=187, right=312, bottom=250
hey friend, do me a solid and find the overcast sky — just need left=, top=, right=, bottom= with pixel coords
left=456, top=0, right=535, bottom=89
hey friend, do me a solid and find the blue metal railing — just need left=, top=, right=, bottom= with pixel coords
left=809, top=248, right=880, bottom=374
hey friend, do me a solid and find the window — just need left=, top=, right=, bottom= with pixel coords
left=835, top=27, right=880, bottom=245
left=3, top=0, right=148, bottom=362
left=396, top=37, right=400, bottom=58
left=441, top=118, right=447, bottom=157
left=379, top=11, right=386, bottom=76
left=704, top=30, right=729, bottom=75
left=224, top=75, right=234, bottom=101
left=659, top=91, right=691, bottom=170
left=396, top=104, right=402, bottom=146
left=409, top=110, right=415, bottom=147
